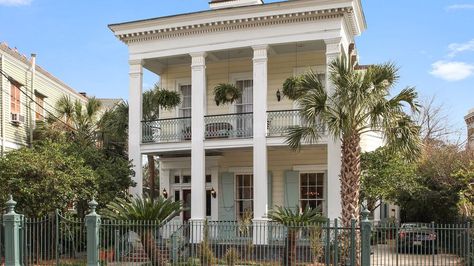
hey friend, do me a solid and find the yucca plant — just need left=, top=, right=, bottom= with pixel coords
left=268, top=206, right=325, bottom=266
left=102, top=196, right=183, bottom=266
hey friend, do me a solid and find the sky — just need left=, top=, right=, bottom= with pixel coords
left=0, top=0, right=472, bottom=140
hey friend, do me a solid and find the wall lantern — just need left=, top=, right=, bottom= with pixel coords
left=211, top=187, right=217, bottom=198
left=276, top=89, right=281, bottom=102
left=162, top=188, right=168, bottom=199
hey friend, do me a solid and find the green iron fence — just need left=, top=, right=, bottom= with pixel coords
left=3, top=197, right=474, bottom=266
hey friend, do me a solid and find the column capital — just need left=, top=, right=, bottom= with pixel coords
left=324, top=37, right=342, bottom=56
left=252, top=45, right=268, bottom=62
left=190, top=52, right=207, bottom=67
left=129, top=60, right=143, bottom=75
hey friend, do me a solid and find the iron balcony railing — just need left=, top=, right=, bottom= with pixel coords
left=204, top=112, right=253, bottom=139
left=141, top=110, right=325, bottom=143
left=142, top=117, right=192, bottom=143
left=267, top=109, right=325, bottom=137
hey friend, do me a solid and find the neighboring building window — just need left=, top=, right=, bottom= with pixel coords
left=35, top=94, right=45, bottom=121
left=235, top=174, right=253, bottom=219
left=300, top=173, right=325, bottom=212
left=10, top=84, right=21, bottom=114
left=179, top=84, right=192, bottom=117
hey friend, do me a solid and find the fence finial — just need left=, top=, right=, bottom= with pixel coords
left=6, top=194, right=17, bottom=213
left=88, top=197, right=98, bottom=214
left=361, top=207, right=370, bottom=222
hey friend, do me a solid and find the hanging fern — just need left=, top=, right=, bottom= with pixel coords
left=213, top=83, right=242, bottom=105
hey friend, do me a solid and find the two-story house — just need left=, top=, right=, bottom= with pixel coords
left=0, top=42, right=87, bottom=155
left=109, top=0, right=376, bottom=226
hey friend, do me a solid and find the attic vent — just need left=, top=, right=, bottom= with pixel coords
left=210, top=0, right=263, bottom=10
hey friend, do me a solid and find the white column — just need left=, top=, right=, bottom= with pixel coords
left=190, top=52, right=207, bottom=230
left=128, top=60, right=143, bottom=197
left=325, top=38, right=342, bottom=220
left=252, top=45, right=269, bottom=245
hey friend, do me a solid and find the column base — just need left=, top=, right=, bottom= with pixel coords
left=252, top=218, right=270, bottom=245
left=189, top=218, right=206, bottom=243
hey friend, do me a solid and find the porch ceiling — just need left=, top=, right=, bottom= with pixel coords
left=142, top=40, right=325, bottom=75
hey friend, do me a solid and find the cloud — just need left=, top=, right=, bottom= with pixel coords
left=0, top=0, right=31, bottom=6
left=448, top=39, right=474, bottom=57
left=446, top=4, right=474, bottom=10
left=430, top=61, right=474, bottom=81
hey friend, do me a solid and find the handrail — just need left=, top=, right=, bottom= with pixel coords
left=204, top=112, right=253, bottom=118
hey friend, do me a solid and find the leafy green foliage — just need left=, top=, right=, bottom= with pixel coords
left=213, top=83, right=242, bottom=105
left=101, top=196, right=183, bottom=224
left=398, top=143, right=474, bottom=223
left=0, top=140, right=97, bottom=217
left=360, top=147, right=421, bottom=212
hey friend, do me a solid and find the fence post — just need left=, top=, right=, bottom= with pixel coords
left=361, top=208, right=371, bottom=266
left=3, top=195, right=21, bottom=266
left=85, top=198, right=101, bottom=266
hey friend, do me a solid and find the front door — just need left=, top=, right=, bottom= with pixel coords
left=183, top=189, right=192, bottom=222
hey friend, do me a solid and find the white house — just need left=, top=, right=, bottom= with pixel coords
left=109, top=0, right=374, bottom=226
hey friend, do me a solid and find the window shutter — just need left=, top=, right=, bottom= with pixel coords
left=284, top=170, right=299, bottom=212
left=218, top=172, right=235, bottom=221
left=267, top=171, right=273, bottom=210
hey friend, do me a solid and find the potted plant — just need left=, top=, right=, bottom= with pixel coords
left=213, top=83, right=241, bottom=106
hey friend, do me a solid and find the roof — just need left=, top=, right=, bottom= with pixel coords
left=98, top=98, right=124, bottom=111
left=0, top=42, right=88, bottom=101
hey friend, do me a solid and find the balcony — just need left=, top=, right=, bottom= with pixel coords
left=141, top=110, right=324, bottom=144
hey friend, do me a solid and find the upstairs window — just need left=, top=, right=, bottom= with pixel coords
left=10, top=84, right=21, bottom=114
left=179, top=84, right=192, bottom=117
left=35, top=94, right=45, bottom=121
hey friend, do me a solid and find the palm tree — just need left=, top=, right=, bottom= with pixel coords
left=54, top=95, right=103, bottom=145
left=101, top=84, right=181, bottom=199
left=283, top=58, right=421, bottom=227
left=268, top=206, right=325, bottom=266
left=102, top=196, right=183, bottom=266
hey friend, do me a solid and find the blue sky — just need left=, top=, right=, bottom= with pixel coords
left=0, top=0, right=472, bottom=140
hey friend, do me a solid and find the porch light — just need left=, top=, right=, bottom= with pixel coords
left=276, top=89, right=281, bottom=102
left=162, top=188, right=168, bottom=199
left=211, top=187, right=217, bottom=198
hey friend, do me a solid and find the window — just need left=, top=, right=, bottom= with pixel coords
left=179, top=85, right=191, bottom=117
left=205, top=174, right=212, bottom=183
left=206, top=190, right=212, bottom=216
left=235, top=174, right=253, bottom=219
left=182, top=175, right=191, bottom=184
left=35, top=94, right=45, bottom=121
left=10, top=84, right=21, bottom=114
left=235, top=80, right=253, bottom=113
left=300, top=173, right=324, bottom=212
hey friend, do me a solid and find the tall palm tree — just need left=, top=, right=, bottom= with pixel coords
left=102, top=196, right=183, bottom=266
left=101, top=84, right=181, bottom=199
left=283, top=58, right=421, bottom=227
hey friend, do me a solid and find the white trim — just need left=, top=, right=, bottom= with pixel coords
left=1, top=139, right=24, bottom=150
left=228, top=166, right=253, bottom=174
left=293, top=164, right=327, bottom=172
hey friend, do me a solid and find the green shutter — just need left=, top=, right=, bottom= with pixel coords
left=284, top=170, right=299, bottom=212
left=218, top=172, right=235, bottom=221
left=268, top=171, right=273, bottom=210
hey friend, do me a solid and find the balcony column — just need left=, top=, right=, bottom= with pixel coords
left=190, top=52, right=207, bottom=241
left=128, top=60, right=143, bottom=197
left=252, top=45, right=269, bottom=244
left=324, top=38, right=342, bottom=220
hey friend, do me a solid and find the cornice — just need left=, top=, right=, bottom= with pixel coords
left=116, top=8, right=351, bottom=44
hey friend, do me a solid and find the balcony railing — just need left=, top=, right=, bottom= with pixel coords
left=142, top=117, right=191, bottom=143
left=267, top=109, right=325, bottom=137
left=141, top=110, right=324, bottom=143
left=204, top=112, right=253, bottom=139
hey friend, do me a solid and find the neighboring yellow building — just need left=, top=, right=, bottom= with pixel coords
left=0, top=42, right=87, bottom=155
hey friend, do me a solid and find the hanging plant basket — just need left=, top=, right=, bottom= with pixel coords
left=213, top=83, right=242, bottom=106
